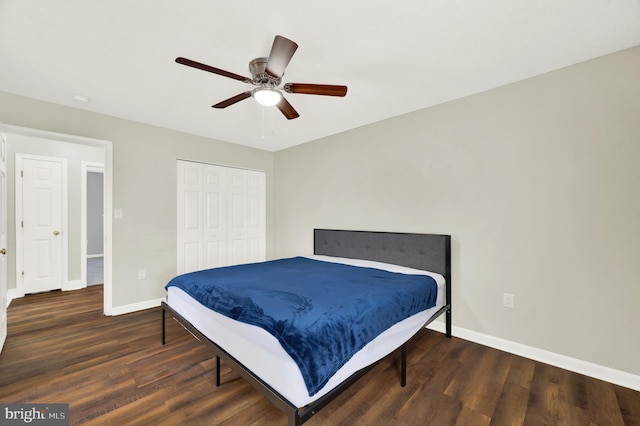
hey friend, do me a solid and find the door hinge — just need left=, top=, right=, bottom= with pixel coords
left=21, top=220, right=24, bottom=228
left=21, top=170, right=23, bottom=178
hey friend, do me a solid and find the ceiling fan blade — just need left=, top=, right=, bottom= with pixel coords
left=265, top=35, right=298, bottom=78
left=176, top=57, right=250, bottom=83
left=284, top=83, right=347, bottom=97
left=276, top=97, right=300, bottom=120
left=212, top=91, right=252, bottom=109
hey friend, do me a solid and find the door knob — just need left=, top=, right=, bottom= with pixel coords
left=0, top=248, right=5, bottom=255
left=53, top=230, right=60, bottom=236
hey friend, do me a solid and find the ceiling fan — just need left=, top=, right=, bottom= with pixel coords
left=176, top=35, right=347, bottom=120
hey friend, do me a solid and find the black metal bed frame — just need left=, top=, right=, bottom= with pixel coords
left=161, top=229, right=452, bottom=425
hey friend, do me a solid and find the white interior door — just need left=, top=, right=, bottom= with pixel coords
left=0, top=133, right=7, bottom=352
left=20, top=156, right=65, bottom=294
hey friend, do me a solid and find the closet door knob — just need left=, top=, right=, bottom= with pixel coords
left=0, top=248, right=6, bottom=255
left=53, top=230, right=60, bottom=236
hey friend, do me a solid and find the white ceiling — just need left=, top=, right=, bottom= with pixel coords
left=1, top=1, right=639, bottom=152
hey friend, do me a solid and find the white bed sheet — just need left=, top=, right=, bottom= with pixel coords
left=166, top=256, right=445, bottom=408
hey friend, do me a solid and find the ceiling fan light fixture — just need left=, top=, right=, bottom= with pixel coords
left=252, top=87, right=282, bottom=106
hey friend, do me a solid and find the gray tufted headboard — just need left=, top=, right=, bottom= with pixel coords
left=313, top=229, right=451, bottom=279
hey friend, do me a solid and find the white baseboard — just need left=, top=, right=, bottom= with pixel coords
left=64, top=280, right=86, bottom=291
left=6, top=288, right=21, bottom=307
left=8, top=282, right=87, bottom=303
left=7, top=287, right=162, bottom=319
left=0, top=324, right=5, bottom=353
left=426, top=321, right=640, bottom=392
left=107, top=297, right=164, bottom=316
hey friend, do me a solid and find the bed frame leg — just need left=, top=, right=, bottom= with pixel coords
left=216, top=356, right=221, bottom=387
left=400, top=344, right=407, bottom=387
left=446, top=306, right=452, bottom=338
left=161, top=305, right=166, bottom=345
left=287, top=411, right=301, bottom=426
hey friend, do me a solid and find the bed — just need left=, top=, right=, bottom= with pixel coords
left=161, top=229, right=452, bottom=425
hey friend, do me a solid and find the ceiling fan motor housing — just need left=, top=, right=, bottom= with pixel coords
left=249, top=57, right=281, bottom=87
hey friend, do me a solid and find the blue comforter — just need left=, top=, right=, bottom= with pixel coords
left=165, top=257, right=437, bottom=396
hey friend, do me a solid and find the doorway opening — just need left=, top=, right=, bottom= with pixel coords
left=82, top=163, right=104, bottom=286
left=7, top=125, right=113, bottom=314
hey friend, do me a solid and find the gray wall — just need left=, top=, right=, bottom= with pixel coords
left=1, top=45, right=638, bottom=379
left=0, top=91, right=275, bottom=307
left=87, top=171, right=104, bottom=256
left=273, top=46, right=640, bottom=376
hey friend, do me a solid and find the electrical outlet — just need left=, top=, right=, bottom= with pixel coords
left=138, top=269, right=146, bottom=280
left=503, top=293, right=515, bottom=308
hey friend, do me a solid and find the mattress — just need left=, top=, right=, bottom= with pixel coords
left=166, top=255, right=445, bottom=408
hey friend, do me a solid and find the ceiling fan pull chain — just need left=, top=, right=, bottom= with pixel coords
left=260, top=106, right=265, bottom=140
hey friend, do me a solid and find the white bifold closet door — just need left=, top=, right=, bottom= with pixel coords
left=177, top=160, right=265, bottom=275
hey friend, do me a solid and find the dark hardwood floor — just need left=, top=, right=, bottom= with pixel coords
left=1, top=286, right=638, bottom=425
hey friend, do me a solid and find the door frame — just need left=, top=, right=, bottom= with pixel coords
left=15, top=154, right=69, bottom=295
left=81, top=162, right=104, bottom=287
left=6, top=125, right=113, bottom=315
left=0, top=131, right=7, bottom=352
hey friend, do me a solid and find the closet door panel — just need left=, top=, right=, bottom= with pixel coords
left=204, top=241, right=223, bottom=269
left=247, top=170, right=266, bottom=262
left=183, top=242, right=202, bottom=273
left=183, top=191, right=201, bottom=230
left=229, top=239, right=246, bottom=265
left=227, top=168, right=247, bottom=264
left=203, top=165, right=227, bottom=268
left=177, top=161, right=204, bottom=274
